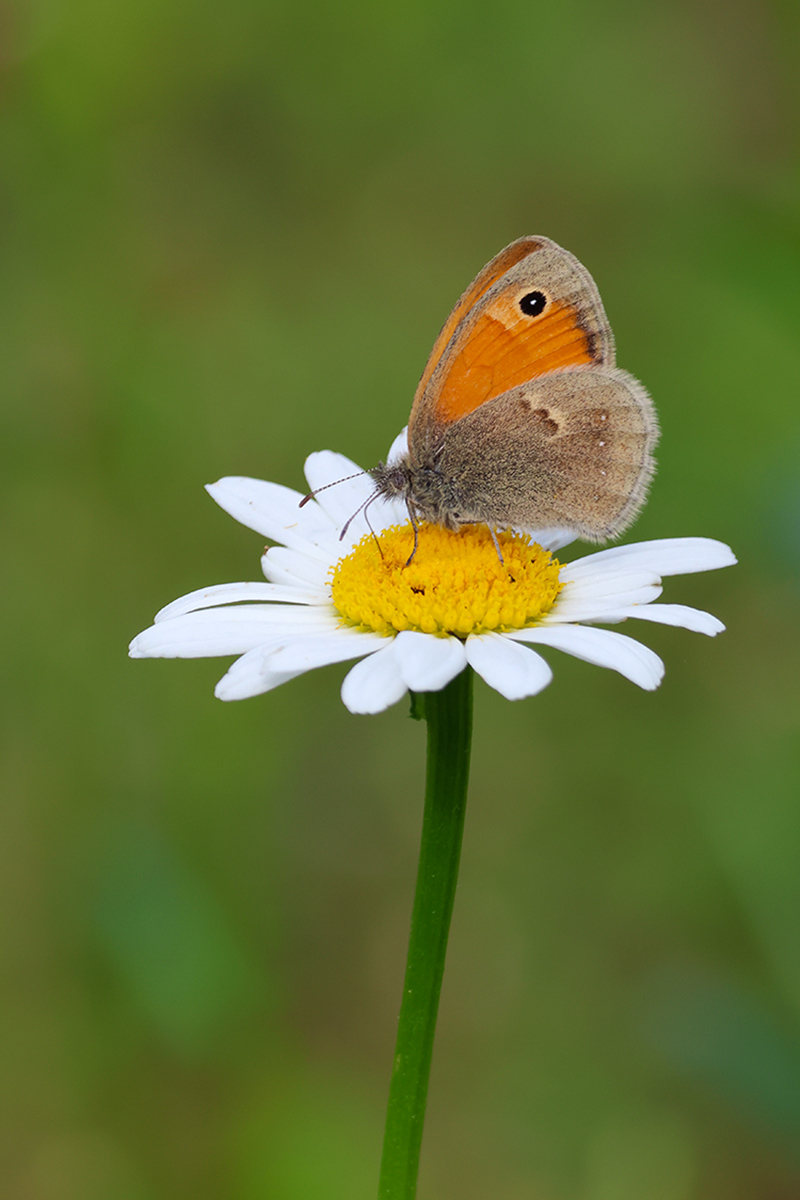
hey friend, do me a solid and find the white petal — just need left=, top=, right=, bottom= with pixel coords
left=393, top=631, right=467, bottom=692
left=465, top=632, right=553, bottom=700
left=547, top=581, right=662, bottom=623
left=332, top=493, right=409, bottom=550
left=362, top=494, right=412, bottom=535
left=563, top=538, right=737, bottom=580
left=303, top=449, right=364, bottom=492
left=341, top=643, right=408, bottom=714
left=260, top=553, right=325, bottom=590
left=366, top=429, right=417, bottom=528
left=610, top=603, right=725, bottom=635
left=214, top=646, right=305, bottom=701
left=261, top=547, right=332, bottom=589
left=303, top=450, right=374, bottom=524
left=155, top=581, right=326, bottom=622
left=206, top=477, right=334, bottom=558
left=129, top=607, right=338, bottom=658
left=518, top=526, right=577, bottom=552
left=265, top=628, right=388, bottom=672
left=335, top=498, right=410, bottom=552
left=558, top=569, right=661, bottom=596
left=304, top=445, right=410, bottom=545
left=510, top=625, right=664, bottom=690
left=386, top=427, right=409, bottom=464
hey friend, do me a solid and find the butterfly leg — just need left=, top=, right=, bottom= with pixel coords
left=363, top=493, right=385, bottom=559
left=488, top=526, right=505, bottom=566
left=404, top=504, right=420, bottom=567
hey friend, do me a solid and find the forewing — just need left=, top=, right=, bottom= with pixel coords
left=409, top=238, right=615, bottom=449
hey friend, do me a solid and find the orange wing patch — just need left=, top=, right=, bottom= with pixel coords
left=415, top=239, right=543, bottom=401
left=434, top=298, right=597, bottom=424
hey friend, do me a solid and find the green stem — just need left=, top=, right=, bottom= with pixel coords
left=378, top=667, right=474, bottom=1199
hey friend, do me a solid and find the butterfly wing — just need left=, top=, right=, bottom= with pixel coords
left=433, top=366, right=659, bottom=541
left=408, top=237, right=616, bottom=457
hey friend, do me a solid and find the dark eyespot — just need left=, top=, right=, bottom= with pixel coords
left=531, top=407, right=559, bottom=435
left=519, top=290, right=547, bottom=317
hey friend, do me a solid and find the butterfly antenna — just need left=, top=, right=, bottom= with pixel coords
left=299, top=469, right=369, bottom=508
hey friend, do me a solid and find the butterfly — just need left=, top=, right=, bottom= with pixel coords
left=369, top=236, right=658, bottom=556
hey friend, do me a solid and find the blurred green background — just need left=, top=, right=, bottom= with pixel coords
left=2, top=1, right=799, bottom=1197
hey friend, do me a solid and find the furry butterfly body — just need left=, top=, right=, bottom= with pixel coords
left=371, top=236, right=658, bottom=544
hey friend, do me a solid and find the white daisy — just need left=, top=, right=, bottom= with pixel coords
left=129, top=434, right=736, bottom=715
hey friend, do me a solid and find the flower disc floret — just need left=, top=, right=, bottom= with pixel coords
left=331, top=523, right=564, bottom=638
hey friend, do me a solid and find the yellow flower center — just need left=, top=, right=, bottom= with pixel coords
left=331, top=523, right=564, bottom=638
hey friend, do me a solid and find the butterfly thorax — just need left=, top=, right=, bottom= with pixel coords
left=370, top=456, right=465, bottom=531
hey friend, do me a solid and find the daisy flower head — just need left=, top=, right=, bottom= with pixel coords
left=129, top=431, right=736, bottom=715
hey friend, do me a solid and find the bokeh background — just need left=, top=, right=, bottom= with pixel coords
left=2, top=1, right=799, bottom=1197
